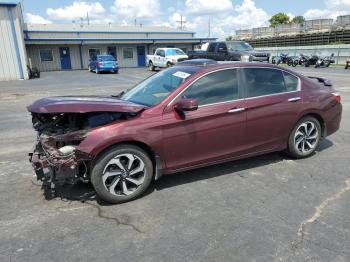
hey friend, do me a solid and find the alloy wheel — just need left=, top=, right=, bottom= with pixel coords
left=294, top=121, right=319, bottom=154
left=102, top=153, right=146, bottom=196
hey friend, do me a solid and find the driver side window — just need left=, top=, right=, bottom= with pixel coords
left=182, top=69, right=239, bottom=106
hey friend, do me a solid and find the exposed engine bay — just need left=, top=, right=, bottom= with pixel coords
left=29, top=111, right=139, bottom=199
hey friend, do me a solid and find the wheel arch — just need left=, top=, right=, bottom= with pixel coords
left=91, top=140, right=163, bottom=180
left=296, top=112, right=326, bottom=137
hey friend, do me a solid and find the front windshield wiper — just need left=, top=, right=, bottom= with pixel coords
left=111, top=90, right=126, bottom=98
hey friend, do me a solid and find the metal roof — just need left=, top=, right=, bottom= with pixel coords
left=0, top=2, right=17, bottom=6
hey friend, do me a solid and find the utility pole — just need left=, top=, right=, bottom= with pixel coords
left=86, top=12, right=90, bottom=25
left=176, top=15, right=186, bottom=30
left=208, top=17, right=211, bottom=37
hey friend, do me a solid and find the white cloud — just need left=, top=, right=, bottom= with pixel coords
left=304, top=0, right=350, bottom=19
left=26, top=13, right=52, bottom=24
left=185, top=0, right=233, bottom=15
left=171, top=0, right=269, bottom=39
left=46, top=1, right=105, bottom=21
left=111, top=0, right=160, bottom=19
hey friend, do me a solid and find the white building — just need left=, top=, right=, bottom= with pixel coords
left=0, top=2, right=216, bottom=81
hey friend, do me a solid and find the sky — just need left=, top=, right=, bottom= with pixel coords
left=7, top=0, right=350, bottom=38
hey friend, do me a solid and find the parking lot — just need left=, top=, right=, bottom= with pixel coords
left=0, top=66, right=349, bottom=262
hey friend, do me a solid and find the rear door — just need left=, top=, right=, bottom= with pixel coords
left=162, top=68, right=247, bottom=170
left=242, top=67, right=303, bottom=152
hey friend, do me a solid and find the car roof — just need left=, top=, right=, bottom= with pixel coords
left=177, top=59, right=217, bottom=66
left=173, top=62, right=305, bottom=78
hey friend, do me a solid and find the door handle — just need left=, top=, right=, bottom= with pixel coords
left=228, top=107, right=245, bottom=113
left=288, top=97, right=301, bottom=102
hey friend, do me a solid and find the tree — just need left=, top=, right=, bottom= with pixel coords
left=291, top=16, right=305, bottom=24
left=269, top=13, right=290, bottom=27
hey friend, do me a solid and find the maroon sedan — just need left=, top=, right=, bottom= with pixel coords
left=28, top=62, right=342, bottom=203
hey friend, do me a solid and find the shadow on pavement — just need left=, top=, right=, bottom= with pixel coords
left=46, top=139, right=333, bottom=204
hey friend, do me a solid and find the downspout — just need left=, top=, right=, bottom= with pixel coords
left=79, top=41, right=83, bottom=69
left=8, top=6, right=24, bottom=79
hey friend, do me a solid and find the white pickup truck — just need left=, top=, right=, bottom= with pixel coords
left=146, top=48, right=188, bottom=71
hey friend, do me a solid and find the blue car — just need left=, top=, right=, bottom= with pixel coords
left=88, top=55, right=119, bottom=74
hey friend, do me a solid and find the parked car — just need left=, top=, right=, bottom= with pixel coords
left=187, top=41, right=270, bottom=62
left=146, top=48, right=188, bottom=71
left=28, top=62, right=342, bottom=204
left=88, top=55, right=119, bottom=74
left=346, top=57, right=350, bottom=69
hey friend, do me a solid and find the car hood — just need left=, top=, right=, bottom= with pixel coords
left=27, top=96, right=147, bottom=113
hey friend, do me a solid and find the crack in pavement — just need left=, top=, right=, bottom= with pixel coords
left=84, top=202, right=143, bottom=233
left=297, top=179, right=350, bottom=240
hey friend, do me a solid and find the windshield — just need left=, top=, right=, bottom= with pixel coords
left=226, top=42, right=254, bottom=52
left=165, top=49, right=186, bottom=56
left=120, top=67, right=199, bottom=106
left=98, top=55, right=115, bottom=61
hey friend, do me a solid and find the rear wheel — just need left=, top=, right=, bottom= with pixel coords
left=292, top=60, right=298, bottom=67
left=287, top=117, right=321, bottom=159
left=148, top=61, right=155, bottom=71
left=91, top=145, right=153, bottom=204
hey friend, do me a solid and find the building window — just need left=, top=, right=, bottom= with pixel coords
left=89, top=48, right=100, bottom=60
left=123, top=48, right=134, bottom=59
left=39, top=49, right=53, bottom=62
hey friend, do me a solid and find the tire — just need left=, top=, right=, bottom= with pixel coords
left=166, top=62, right=172, bottom=67
left=148, top=61, right=155, bottom=71
left=292, top=60, right=298, bottom=67
left=287, top=60, right=292, bottom=66
left=305, top=62, right=310, bottom=67
left=345, top=64, right=349, bottom=69
left=325, top=61, right=331, bottom=67
left=91, top=144, right=154, bottom=204
left=287, top=117, right=321, bottom=159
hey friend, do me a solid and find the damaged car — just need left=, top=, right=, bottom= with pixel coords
left=28, top=63, right=342, bottom=204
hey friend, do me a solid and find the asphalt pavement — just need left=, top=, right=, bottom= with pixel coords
left=0, top=66, right=349, bottom=262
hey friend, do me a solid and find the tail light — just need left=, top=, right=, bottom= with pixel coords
left=332, top=92, right=341, bottom=103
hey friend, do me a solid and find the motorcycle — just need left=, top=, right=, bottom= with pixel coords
left=304, top=55, right=319, bottom=67
left=315, top=53, right=335, bottom=68
left=287, top=56, right=299, bottom=67
left=345, top=57, right=350, bottom=69
left=272, top=53, right=289, bottom=65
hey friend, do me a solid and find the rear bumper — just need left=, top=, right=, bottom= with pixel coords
left=251, top=56, right=270, bottom=62
left=325, top=104, right=342, bottom=137
left=97, top=66, right=119, bottom=72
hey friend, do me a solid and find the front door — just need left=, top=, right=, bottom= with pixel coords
left=137, top=46, right=146, bottom=66
left=162, top=68, right=247, bottom=171
left=107, top=46, right=117, bottom=59
left=59, top=47, right=72, bottom=70
left=242, top=67, right=303, bottom=152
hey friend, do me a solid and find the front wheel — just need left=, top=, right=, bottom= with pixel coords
left=292, top=60, right=298, bottom=67
left=91, top=145, right=154, bottom=204
left=287, top=117, right=321, bottom=159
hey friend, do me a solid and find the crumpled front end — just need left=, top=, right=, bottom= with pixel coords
left=28, top=110, right=140, bottom=198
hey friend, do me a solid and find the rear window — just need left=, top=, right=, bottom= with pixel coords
left=165, top=49, right=186, bottom=56
left=283, top=72, right=299, bottom=91
left=243, top=68, right=286, bottom=97
left=98, top=55, right=115, bottom=61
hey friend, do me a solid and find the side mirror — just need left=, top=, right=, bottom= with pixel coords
left=174, top=98, right=198, bottom=113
